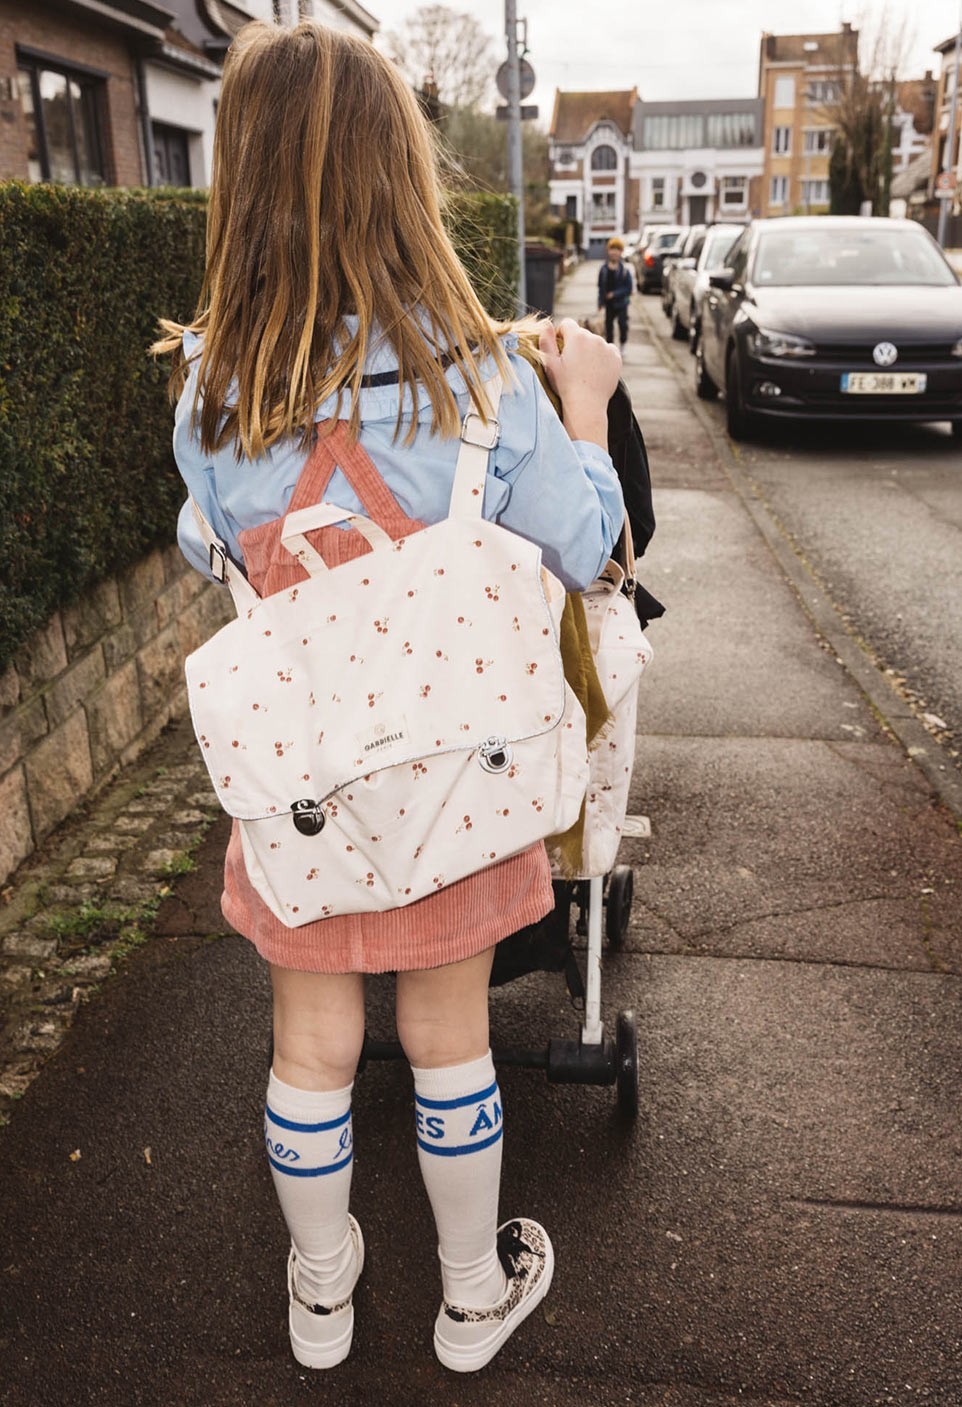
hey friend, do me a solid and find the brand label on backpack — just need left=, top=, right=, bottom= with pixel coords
left=355, top=717, right=409, bottom=758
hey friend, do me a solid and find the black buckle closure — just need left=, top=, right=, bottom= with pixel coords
left=209, top=541, right=227, bottom=583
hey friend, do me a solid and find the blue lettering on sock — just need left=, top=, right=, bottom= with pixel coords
left=426, top=1115, right=445, bottom=1139
left=469, top=1106, right=493, bottom=1135
left=336, top=1125, right=353, bottom=1159
left=265, top=1135, right=300, bottom=1163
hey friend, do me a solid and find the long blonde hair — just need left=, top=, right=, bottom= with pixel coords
left=153, top=20, right=511, bottom=458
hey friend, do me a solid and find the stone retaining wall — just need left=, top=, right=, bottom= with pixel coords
left=0, top=547, right=231, bottom=886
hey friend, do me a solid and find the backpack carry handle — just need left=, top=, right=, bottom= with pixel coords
left=280, top=501, right=394, bottom=574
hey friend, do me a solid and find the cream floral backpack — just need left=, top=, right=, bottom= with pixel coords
left=184, top=377, right=590, bottom=926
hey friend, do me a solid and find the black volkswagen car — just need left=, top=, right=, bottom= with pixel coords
left=695, top=216, right=962, bottom=440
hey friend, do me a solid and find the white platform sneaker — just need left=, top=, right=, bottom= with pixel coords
left=433, top=1218, right=554, bottom=1373
left=287, top=1214, right=364, bottom=1369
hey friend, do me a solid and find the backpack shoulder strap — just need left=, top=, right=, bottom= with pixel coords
left=189, top=496, right=261, bottom=616
left=447, top=376, right=504, bottom=520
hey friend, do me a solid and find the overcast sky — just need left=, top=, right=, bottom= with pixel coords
left=370, top=0, right=962, bottom=123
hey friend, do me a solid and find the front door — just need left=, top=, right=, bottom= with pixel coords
left=688, top=194, right=708, bottom=224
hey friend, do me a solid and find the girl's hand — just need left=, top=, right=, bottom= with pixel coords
left=538, top=319, right=622, bottom=449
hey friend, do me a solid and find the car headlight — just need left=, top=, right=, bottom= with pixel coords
left=952, top=337, right=962, bottom=358
left=747, top=328, right=816, bottom=359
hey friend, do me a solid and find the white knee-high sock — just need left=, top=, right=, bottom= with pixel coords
left=411, top=1051, right=508, bottom=1309
left=265, top=1069, right=356, bottom=1305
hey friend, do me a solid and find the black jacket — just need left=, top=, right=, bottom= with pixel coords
left=606, top=381, right=665, bottom=628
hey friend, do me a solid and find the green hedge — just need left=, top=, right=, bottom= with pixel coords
left=0, top=184, right=519, bottom=672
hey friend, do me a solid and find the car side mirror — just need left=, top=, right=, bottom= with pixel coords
left=709, top=269, right=735, bottom=290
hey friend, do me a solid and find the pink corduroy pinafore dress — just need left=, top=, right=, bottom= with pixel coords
left=219, top=421, right=554, bottom=974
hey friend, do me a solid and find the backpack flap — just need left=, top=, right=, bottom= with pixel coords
left=184, top=513, right=569, bottom=826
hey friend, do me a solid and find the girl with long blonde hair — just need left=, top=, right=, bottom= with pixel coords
left=157, top=18, right=624, bottom=1375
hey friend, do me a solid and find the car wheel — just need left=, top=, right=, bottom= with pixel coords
left=670, top=304, right=686, bottom=341
left=725, top=348, right=757, bottom=441
left=662, top=290, right=672, bottom=318
left=688, top=308, right=699, bottom=355
left=694, top=342, right=717, bottom=400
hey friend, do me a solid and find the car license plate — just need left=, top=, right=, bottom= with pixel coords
left=840, top=372, right=927, bottom=395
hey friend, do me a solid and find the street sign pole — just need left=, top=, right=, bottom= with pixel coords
left=505, top=0, right=526, bottom=313
left=936, top=7, right=962, bottom=248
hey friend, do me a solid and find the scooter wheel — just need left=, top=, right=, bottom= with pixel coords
left=616, top=1009, right=639, bottom=1118
left=605, top=865, right=633, bottom=948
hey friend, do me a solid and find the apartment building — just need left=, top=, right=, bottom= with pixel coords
left=630, top=98, right=764, bottom=227
left=547, top=89, right=639, bottom=255
left=0, top=0, right=377, bottom=190
left=758, top=23, right=859, bottom=216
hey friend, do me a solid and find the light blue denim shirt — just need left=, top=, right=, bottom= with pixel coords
left=173, top=325, right=624, bottom=593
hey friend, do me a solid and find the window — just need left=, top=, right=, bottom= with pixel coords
left=728, top=230, right=751, bottom=281
left=17, top=54, right=107, bottom=186
left=772, top=125, right=791, bottom=155
left=556, top=147, right=575, bottom=167
left=773, top=76, right=796, bottom=109
left=801, top=178, right=831, bottom=206
left=705, top=112, right=757, bottom=148
left=807, top=80, right=841, bottom=105
left=565, top=194, right=578, bottom=219
left=591, top=144, right=617, bottom=171
left=642, top=113, right=705, bottom=150
left=590, top=190, right=616, bottom=220
left=803, top=127, right=834, bottom=154
left=651, top=176, right=666, bottom=209
left=770, top=175, right=788, bottom=206
left=720, top=176, right=747, bottom=209
left=153, top=123, right=191, bottom=187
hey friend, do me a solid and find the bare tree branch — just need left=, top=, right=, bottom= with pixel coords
left=384, top=5, right=496, bottom=111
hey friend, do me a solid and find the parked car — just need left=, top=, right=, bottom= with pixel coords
left=634, top=226, right=685, bottom=294
left=672, top=223, right=744, bottom=348
left=661, top=225, right=706, bottom=316
left=623, top=230, right=643, bottom=261
left=694, top=216, right=962, bottom=440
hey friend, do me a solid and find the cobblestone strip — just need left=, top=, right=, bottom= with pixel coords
left=0, top=717, right=219, bottom=1126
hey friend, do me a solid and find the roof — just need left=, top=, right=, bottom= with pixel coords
left=758, top=27, right=858, bottom=68
left=549, top=89, right=638, bottom=143
left=891, top=149, right=934, bottom=200
left=934, top=33, right=962, bottom=54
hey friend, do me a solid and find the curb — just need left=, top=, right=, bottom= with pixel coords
left=0, top=716, right=219, bottom=1126
left=636, top=292, right=962, bottom=825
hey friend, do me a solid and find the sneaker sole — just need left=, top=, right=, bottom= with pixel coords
left=288, top=1221, right=364, bottom=1370
left=433, top=1237, right=555, bottom=1373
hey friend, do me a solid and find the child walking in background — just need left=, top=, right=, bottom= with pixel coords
left=156, top=20, right=624, bottom=1374
left=598, top=236, right=634, bottom=347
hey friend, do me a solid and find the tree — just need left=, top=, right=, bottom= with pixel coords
left=825, top=14, right=907, bottom=215
left=384, top=5, right=495, bottom=111
left=437, top=107, right=551, bottom=234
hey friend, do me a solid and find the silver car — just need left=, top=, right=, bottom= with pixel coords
left=669, top=224, right=744, bottom=349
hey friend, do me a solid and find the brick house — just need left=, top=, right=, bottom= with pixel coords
left=932, top=32, right=962, bottom=207
left=0, top=0, right=377, bottom=191
left=758, top=24, right=859, bottom=216
left=547, top=89, right=639, bottom=255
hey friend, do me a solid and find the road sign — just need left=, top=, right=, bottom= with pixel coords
left=496, top=57, right=535, bottom=101
left=496, top=104, right=538, bottom=121
left=935, top=170, right=957, bottom=199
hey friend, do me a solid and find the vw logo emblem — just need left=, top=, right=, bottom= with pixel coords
left=873, top=342, right=898, bottom=367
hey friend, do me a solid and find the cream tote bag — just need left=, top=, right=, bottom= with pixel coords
left=547, top=527, right=653, bottom=882
left=184, top=377, right=590, bottom=926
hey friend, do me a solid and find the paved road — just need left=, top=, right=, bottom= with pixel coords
left=646, top=287, right=962, bottom=782
left=1, top=263, right=961, bottom=1406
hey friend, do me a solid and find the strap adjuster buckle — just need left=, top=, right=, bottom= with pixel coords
left=209, top=541, right=228, bottom=583
left=460, top=410, right=501, bottom=451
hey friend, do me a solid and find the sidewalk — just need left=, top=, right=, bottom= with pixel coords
left=1, top=262, right=960, bottom=1405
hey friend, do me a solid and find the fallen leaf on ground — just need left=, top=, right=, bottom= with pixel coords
left=144, top=1147, right=152, bottom=1166
left=68, top=1149, right=81, bottom=1162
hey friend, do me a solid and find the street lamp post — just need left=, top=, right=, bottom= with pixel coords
left=505, top=0, right=527, bottom=313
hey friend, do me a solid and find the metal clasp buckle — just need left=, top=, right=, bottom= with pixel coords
left=460, top=410, right=501, bottom=451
